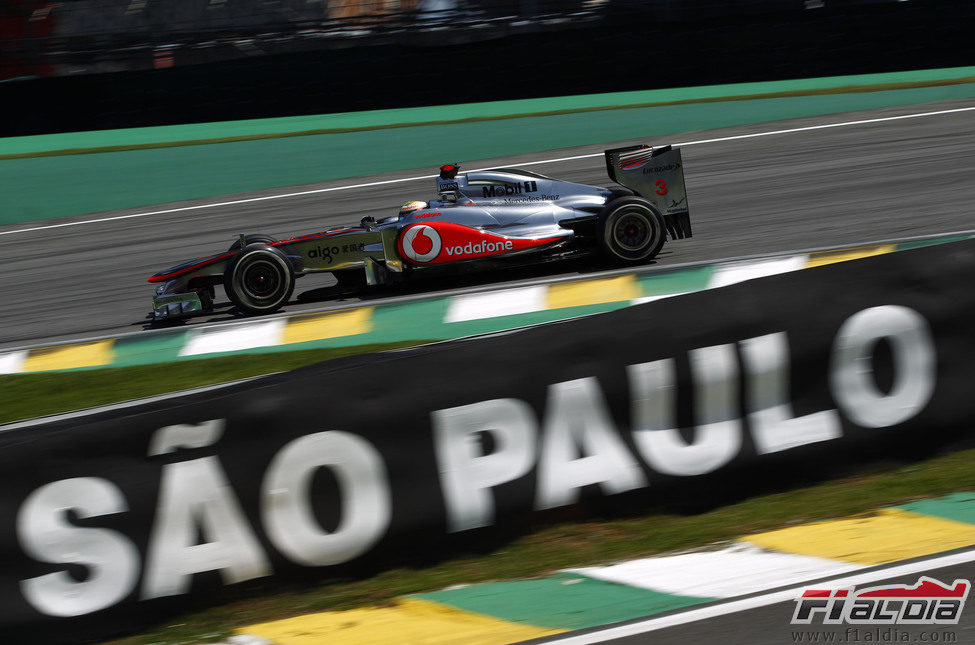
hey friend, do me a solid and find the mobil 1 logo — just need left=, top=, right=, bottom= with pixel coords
left=482, top=181, right=538, bottom=198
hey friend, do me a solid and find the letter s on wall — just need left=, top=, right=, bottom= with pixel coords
left=18, top=478, right=139, bottom=617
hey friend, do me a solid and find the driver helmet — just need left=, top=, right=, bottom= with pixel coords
left=399, top=200, right=428, bottom=216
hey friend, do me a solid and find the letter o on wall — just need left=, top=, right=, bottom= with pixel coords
left=829, top=305, right=936, bottom=428
left=261, top=431, right=391, bottom=567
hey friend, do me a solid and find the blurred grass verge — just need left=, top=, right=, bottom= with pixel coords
left=104, top=448, right=975, bottom=644
left=0, top=340, right=428, bottom=425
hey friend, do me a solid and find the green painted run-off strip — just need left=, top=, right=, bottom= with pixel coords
left=2, top=67, right=974, bottom=225
left=413, top=572, right=712, bottom=631
left=896, top=493, right=975, bottom=525
left=4, top=66, right=975, bottom=157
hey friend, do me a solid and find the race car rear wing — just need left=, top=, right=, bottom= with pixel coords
left=605, top=144, right=692, bottom=239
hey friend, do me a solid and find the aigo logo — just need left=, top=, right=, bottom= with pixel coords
left=400, top=225, right=442, bottom=263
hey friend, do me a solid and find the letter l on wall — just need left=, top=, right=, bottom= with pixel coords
left=740, top=332, right=841, bottom=453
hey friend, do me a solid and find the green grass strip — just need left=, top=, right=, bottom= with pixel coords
left=105, top=449, right=975, bottom=644
left=0, top=340, right=427, bottom=425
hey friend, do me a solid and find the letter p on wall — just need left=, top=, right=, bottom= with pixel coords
left=433, top=399, right=537, bottom=533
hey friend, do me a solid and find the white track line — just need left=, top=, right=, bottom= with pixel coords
left=543, top=547, right=975, bottom=644
left=2, top=106, right=973, bottom=238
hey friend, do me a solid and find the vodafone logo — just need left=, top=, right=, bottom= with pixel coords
left=398, top=221, right=559, bottom=265
left=445, top=239, right=513, bottom=257
left=400, top=225, right=442, bottom=263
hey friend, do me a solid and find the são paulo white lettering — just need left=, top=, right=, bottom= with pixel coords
left=434, top=305, right=936, bottom=532
left=445, top=239, right=514, bottom=256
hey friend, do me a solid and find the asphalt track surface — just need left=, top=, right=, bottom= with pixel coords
left=527, top=550, right=975, bottom=645
left=2, top=98, right=974, bottom=350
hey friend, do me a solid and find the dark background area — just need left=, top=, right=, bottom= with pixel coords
left=2, top=0, right=974, bottom=136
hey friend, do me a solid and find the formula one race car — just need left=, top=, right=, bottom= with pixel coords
left=148, top=144, right=692, bottom=320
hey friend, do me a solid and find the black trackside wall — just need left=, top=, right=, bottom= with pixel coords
left=2, top=239, right=975, bottom=642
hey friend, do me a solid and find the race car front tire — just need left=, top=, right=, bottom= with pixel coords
left=227, top=234, right=277, bottom=252
left=224, top=244, right=295, bottom=315
left=596, top=197, right=666, bottom=264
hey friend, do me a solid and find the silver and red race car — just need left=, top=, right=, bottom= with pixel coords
left=148, top=144, right=692, bottom=320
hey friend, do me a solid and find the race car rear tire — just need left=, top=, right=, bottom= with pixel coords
left=228, top=234, right=277, bottom=252
left=596, top=196, right=666, bottom=264
left=224, top=244, right=295, bottom=316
